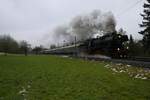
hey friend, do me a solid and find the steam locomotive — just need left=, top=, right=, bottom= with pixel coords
left=43, top=32, right=129, bottom=58
left=79, top=32, right=129, bottom=58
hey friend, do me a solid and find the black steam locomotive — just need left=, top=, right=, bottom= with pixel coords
left=79, top=32, right=129, bottom=58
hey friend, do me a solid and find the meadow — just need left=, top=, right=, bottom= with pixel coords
left=0, top=55, right=150, bottom=100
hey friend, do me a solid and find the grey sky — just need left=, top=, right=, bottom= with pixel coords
left=0, top=0, right=144, bottom=47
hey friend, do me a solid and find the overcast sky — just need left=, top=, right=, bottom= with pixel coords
left=0, top=0, right=144, bottom=47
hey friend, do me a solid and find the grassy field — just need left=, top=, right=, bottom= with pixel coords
left=0, top=55, right=150, bottom=100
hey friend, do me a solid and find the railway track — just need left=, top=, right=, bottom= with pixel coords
left=75, top=55, right=150, bottom=68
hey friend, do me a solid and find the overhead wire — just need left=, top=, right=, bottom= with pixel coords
left=117, top=0, right=144, bottom=18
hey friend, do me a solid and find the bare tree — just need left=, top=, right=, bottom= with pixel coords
left=20, top=40, right=30, bottom=56
left=50, top=44, right=56, bottom=49
left=32, top=45, right=43, bottom=55
left=0, top=35, right=19, bottom=56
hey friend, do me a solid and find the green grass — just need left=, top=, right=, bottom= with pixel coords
left=0, top=55, right=150, bottom=100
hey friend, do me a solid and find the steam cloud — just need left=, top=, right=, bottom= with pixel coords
left=53, top=10, right=116, bottom=43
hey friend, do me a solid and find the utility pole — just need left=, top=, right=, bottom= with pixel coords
left=75, top=36, right=77, bottom=56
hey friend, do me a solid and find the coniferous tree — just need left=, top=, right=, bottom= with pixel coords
left=129, top=35, right=134, bottom=44
left=128, top=35, right=135, bottom=56
left=139, top=0, right=150, bottom=53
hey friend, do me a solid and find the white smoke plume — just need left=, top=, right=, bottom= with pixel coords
left=53, top=10, right=116, bottom=42
left=53, top=25, right=74, bottom=43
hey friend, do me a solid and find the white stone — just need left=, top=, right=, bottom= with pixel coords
left=19, top=87, right=27, bottom=94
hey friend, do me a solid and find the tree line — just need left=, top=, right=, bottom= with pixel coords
left=0, top=35, right=44, bottom=56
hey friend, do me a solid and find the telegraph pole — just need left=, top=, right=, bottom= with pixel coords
left=75, top=36, right=77, bottom=56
